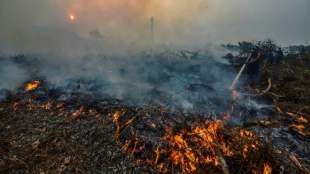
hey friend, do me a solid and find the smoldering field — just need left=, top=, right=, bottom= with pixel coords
left=0, top=47, right=235, bottom=114
left=1, top=2, right=310, bottom=173
left=0, top=0, right=212, bottom=55
left=0, top=0, right=242, bottom=113
left=1, top=0, right=298, bottom=114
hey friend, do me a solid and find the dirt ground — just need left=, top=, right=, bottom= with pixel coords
left=0, top=54, right=309, bottom=174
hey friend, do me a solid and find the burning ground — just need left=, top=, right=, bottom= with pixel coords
left=0, top=52, right=309, bottom=174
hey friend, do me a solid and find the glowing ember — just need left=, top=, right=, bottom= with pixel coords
left=238, top=129, right=259, bottom=158
left=239, top=129, right=255, bottom=138
left=112, top=111, right=124, bottom=122
left=287, top=112, right=308, bottom=123
left=287, top=112, right=295, bottom=117
left=297, top=116, right=308, bottom=124
left=291, top=124, right=308, bottom=136
left=71, top=106, right=84, bottom=119
left=25, top=80, right=41, bottom=91
left=161, top=120, right=232, bottom=173
left=109, top=110, right=268, bottom=173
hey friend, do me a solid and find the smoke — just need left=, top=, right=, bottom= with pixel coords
left=0, top=0, right=211, bottom=56
left=1, top=0, right=309, bottom=56
left=0, top=0, right=308, bottom=113
left=0, top=59, right=29, bottom=90
left=31, top=49, right=233, bottom=113
left=0, top=58, right=30, bottom=102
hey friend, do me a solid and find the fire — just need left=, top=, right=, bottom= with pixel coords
left=297, top=116, right=308, bottom=124
left=287, top=112, right=308, bottom=123
left=71, top=106, right=84, bottom=119
left=291, top=124, right=308, bottom=136
left=112, top=111, right=124, bottom=122
left=111, top=111, right=127, bottom=140
left=239, top=129, right=255, bottom=138
left=238, top=129, right=259, bottom=158
left=161, top=120, right=230, bottom=173
left=173, top=134, right=188, bottom=148
left=25, top=80, right=41, bottom=91
left=263, top=163, right=272, bottom=174
left=109, top=110, right=266, bottom=173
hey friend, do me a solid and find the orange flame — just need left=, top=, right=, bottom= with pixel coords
left=25, top=80, right=41, bottom=91
left=291, top=124, right=308, bottom=136
left=110, top=112, right=262, bottom=173
left=160, top=120, right=231, bottom=173
left=287, top=112, right=308, bottom=123
left=112, top=111, right=124, bottom=122
left=263, top=163, right=272, bottom=174
left=71, top=106, right=84, bottom=119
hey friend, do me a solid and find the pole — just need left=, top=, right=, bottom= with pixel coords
left=230, top=54, right=252, bottom=90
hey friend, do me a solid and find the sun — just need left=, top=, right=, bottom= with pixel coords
left=69, top=14, right=76, bottom=21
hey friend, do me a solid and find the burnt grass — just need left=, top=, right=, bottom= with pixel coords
left=0, top=55, right=310, bottom=174
left=0, top=94, right=145, bottom=173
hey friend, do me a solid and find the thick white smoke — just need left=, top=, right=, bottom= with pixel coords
left=0, top=0, right=309, bottom=112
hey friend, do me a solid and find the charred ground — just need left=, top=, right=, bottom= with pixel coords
left=0, top=52, right=309, bottom=174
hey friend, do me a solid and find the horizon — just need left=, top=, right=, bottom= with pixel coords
left=0, top=0, right=309, bottom=56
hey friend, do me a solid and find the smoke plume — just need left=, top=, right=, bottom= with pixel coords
left=0, top=0, right=309, bottom=112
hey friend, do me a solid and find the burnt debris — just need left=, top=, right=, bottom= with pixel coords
left=0, top=50, right=309, bottom=174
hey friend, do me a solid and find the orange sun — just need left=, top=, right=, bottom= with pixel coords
left=69, top=14, right=76, bottom=21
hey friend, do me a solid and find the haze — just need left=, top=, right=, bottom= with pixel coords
left=0, top=0, right=309, bottom=55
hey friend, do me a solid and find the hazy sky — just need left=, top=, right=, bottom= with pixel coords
left=0, top=0, right=309, bottom=55
left=208, top=0, right=310, bottom=45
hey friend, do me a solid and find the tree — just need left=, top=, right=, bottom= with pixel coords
left=238, top=41, right=255, bottom=56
